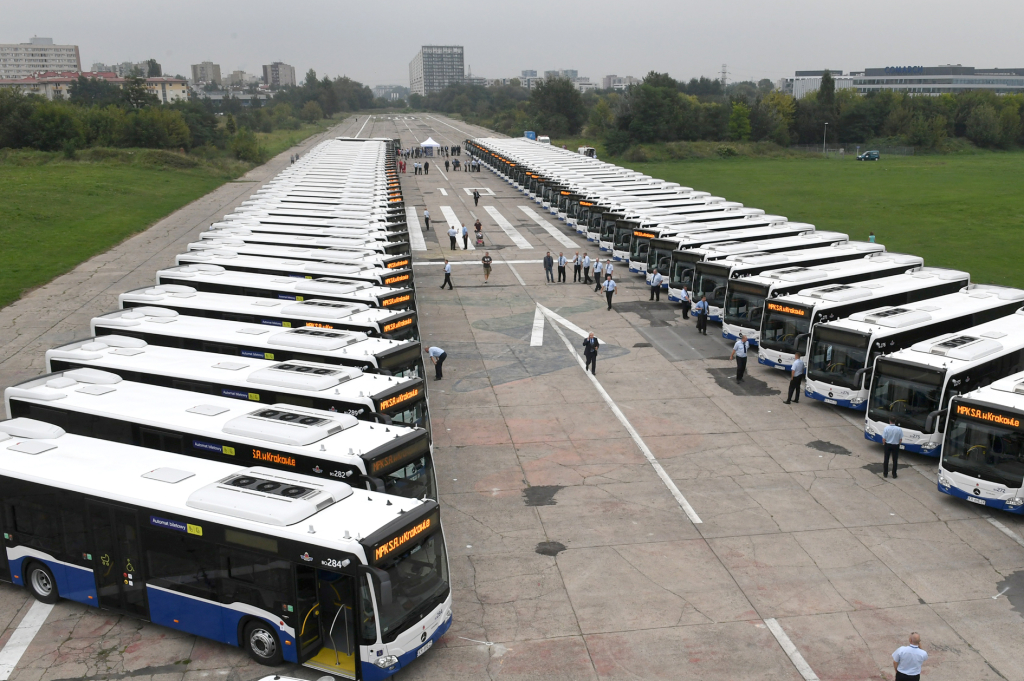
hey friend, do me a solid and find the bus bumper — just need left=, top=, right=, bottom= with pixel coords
left=361, top=605, right=453, bottom=680
left=721, top=323, right=758, bottom=344
left=612, top=251, right=627, bottom=261
left=758, top=348, right=793, bottom=371
left=803, top=382, right=867, bottom=410
left=863, top=423, right=940, bottom=455
left=938, top=471, right=1024, bottom=512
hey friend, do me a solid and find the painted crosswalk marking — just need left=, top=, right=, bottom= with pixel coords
left=484, top=206, right=533, bottom=249
left=404, top=207, right=427, bottom=252
left=519, top=206, right=577, bottom=249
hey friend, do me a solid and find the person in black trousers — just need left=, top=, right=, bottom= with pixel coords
left=694, top=295, right=709, bottom=335
left=424, top=161, right=430, bottom=175
left=784, top=352, right=806, bottom=404
left=423, top=209, right=430, bottom=231
left=557, top=252, right=567, bottom=283
left=440, top=259, right=453, bottom=290
left=473, top=189, right=481, bottom=206
left=730, top=334, right=749, bottom=382
left=426, top=346, right=447, bottom=380
left=582, top=332, right=599, bottom=375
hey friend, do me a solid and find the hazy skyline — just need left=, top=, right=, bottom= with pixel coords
left=6, top=0, right=1024, bottom=87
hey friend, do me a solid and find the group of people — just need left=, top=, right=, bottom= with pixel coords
left=538, top=252, right=620, bottom=310
left=445, top=219, right=484, bottom=250
left=402, top=160, right=428, bottom=175
left=402, top=145, right=461, bottom=159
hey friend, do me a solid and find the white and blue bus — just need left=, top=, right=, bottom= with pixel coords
left=697, top=242, right=892, bottom=327
left=0, top=421, right=450, bottom=679
left=175, top=253, right=413, bottom=290
left=604, top=203, right=756, bottom=255
left=198, top=228, right=410, bottom=257
left=188, top=240, right=411, bottom=272
left=937, top=374, right=1024, bottom=513
left=211, top=220, right=408, bottom=245
left=865, top=310, right=1024, bottom=455
left=758, top=266, right=965, bottom=371
left=643, top=218, right=799, bottom=278
left=804, top=285, right=1024, bottom=410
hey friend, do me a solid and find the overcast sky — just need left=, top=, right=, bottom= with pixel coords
left=7, top=0, right=1024, bottom=87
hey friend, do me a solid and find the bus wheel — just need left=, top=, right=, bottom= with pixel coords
left=25, top=562, right=59, bottom=604
left=244, top=620, right=283, bottom=665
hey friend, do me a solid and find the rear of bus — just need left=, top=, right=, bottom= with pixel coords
left=939, top=383, right=1024, bottom=513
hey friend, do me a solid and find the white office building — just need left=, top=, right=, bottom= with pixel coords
left=0, top=37, right=81, bottom=79
left=409, top=46, right=464, bottom=95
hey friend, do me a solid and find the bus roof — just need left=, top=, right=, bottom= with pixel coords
left=199, top=228, right=395, bottom=251
left=175, top=252, right=402, bottom=280
left=702, top=243, right=891, bottom=278
left=771, top=267, right=967, bottom=310
left=0, top=423, right=425, bottom=556
left=961, top=369, right=1024, bottom=408
left=696, top=231, right=847, bottom=257
left=877, top=308, right=1024, bottom=371
left=45, top=338, right=418, bottom=411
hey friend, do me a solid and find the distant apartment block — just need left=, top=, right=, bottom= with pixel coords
left=0, top=71, right=187, bottom=102
left=190, top=61, right=222, bottom=86
left=602, top=74, right=640, bottom=90
left=262, top=62, right=296, bottom=88
left=91, top=60, right=160, bottom=77
left=227, top=70, right=261, bottom=86
left=0, top=37, right=81, bottom=79
left=544, top=69, right=578, bottom=80
left=409, top=46, right=464, bottom=95
left=521, top=70, right=537, bottom=78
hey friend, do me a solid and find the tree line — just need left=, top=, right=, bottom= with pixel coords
left=416, top=71, right=1024, bottom=154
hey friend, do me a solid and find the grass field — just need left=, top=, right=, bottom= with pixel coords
left=0, top=119, right=337, bottom=310
left=610, top=152, right=1024, bottom=288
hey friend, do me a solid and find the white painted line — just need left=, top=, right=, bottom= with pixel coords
left=0, top=600, right=54, bottom=680
left=464, top=187, right=495, bottom=196
left=542, top=309, right=702, bottom=524
left=404, top=207, right=428, bottom=252
left=484, top=206, right=533, bottom=249
left=993, top=587, right=1010, bottom=599
left=439, top=188, right=448, bottom=196
left=537, top=304, right=603, bottom=344
left=519, top=206, right=577, bottom=249
left=426, top=115, right=469, bottom=136
left=413, top=259, right=544, bottom=267
left=985, top=516, right=1024, bottom=549
left=764, top=618, right=819, bottom=681
left=355, top=115, right=370, bottom=138
left=506, top=263, right=527, bottom=286
left=440, top=206, right=474, bottom=250
left=530, top=307, right=545, bottom=346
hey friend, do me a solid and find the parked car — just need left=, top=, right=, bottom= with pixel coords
left=858, top=150, right=880, bottom=161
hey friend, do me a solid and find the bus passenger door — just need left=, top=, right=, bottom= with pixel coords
left=87, top=503, right=149, bottom=618
left=295, top=566, right=356, bottom=678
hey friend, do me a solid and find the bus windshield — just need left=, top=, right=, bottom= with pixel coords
left=629, top=234, right=648, bottom=261
left=613, top=225, right=633, bottom=251
left=671, top=257, right=698, bottom=290
left=869, top=360, right=944, bottom=432
left=724, top=283, right=770, bottom=332
left=375, top=532, right=450, bottom=641
left=943, top=409, right=1024, bottom=488
left=760, top=303, right=813, bottom=353
left=601, top=217, right=617, bottom=241
left=695, top=269, right=728, bottom=308
left=650, top=247, right=674, bottom=276
left=808, top=326, right=871, bottom=389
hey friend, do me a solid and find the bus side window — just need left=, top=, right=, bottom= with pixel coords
left=359, top=578, right=378, bottom=644
left=144, top=528, right=221, bottom=599
left=9, top=501, right=61, bottom=554
left=138, top=426, right=184, bottom=454
left=223, top=548, right=290, bottom=611
left=9, top=403, right=69, bottom=430
left=62, top=510, right=88, bottom=557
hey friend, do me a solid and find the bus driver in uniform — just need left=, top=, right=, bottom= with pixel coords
left=730, top=333, right=749, bottom=382
left=649, top=270, right=664, bottom=302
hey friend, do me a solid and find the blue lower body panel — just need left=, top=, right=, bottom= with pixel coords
left=939, top=483, right=1024, bottom=513
left=804, top=387, right=864, bottom=410
left=361, top=614, right=452, bottom=681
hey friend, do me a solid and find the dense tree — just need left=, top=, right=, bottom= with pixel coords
left=529, top=77, right=587, bottom=136
left=727, top=102, right=752, bottom=141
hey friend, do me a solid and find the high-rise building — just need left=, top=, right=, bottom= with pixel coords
left=190, top=61, right=222, bottom=86
left=262, top=62, right=296, bottom=88
left=521, top=70, right=537, bottom=78
left=91, top=60, right=160, bottom=78
left=544, top=69, right=578, bottom=80
left=0, top=37, right=81, bottom=79
left=409, top=46, right=464, bottom=95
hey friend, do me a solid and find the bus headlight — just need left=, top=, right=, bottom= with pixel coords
left=1007, top=497, right=1024, bottom=507
left=850, top=397, right=865, bottom=406
left=865, top=425, right=877, bottom=437
left=375, top=655, right=399, bottom=669
left=922, top=442, right=939, bottom=451
left=937, top=474, right=951, bottom=490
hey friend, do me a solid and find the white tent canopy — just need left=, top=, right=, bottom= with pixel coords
left=420, top=137, right=441, bottom=148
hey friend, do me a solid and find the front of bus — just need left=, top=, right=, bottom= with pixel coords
left=627, top=224, right=658, bottom=272
left=864, top=356, right=946, bottom=454
left=804, top=322, right=873, bottom=409
left=757, top=299, right=814, bottom=370
left=667, top=249, right=699, bottom=303
left=721, top=279, right=771, bottom=344
left=612, top=218, right=638, bottom=263
left=600, top=211, right=624, bottom=254
left=359, top=504, right=452, bottom=679
left=646, top=238, right=677, bottom=288
left=938, top=385, right=1024, bottom=512
left=692, top=261, right=732, bottom=323
left=375, top=379, right=432, bottom=446
left=362, top=428, right=435, bottom=500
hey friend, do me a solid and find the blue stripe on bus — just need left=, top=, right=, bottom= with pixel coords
left=360, top=614, right=452, bottom=681
left=7, top=551, right=98, bottom=606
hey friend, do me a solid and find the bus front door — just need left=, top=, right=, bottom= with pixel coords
left=297, top=566, right=357, bottom=678
left=87, top=502, right=149, bottom=618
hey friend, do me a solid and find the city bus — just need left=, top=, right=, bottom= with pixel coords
left=603, top=203, right=753, bottom=255
left=937, top=373, right=1024, bottom=512
left=45, top=338, right=430, bottom=436
left=0, top=423, right=450, bottom=678
left=119, top=287, right=418, bottom=341
left=804, top=285, right=1024, bottom=409
left=91, top=309, right=425, bottom=379
left=632, top=217, right=798, bottom=274
left=698, top=242, right=891, bottom=328
left=175, top=253, right=413, bottom=290
left=188, top=241, right=411, bottom=272
left=213, top=219, right=409, bottom=244
left=198, top=229, right=410, bottom=257
left=158, top=266, right=415, bottom=311
left=865, top=310, right=1024, bottom=455
left=759, top=267, right=968, bottom=371
left=5, top=371, right=434, bottom=500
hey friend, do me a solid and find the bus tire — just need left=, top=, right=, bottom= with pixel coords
left=243, top=620, right=283, bottom=666
left=24, top=562, right=59, bottom=604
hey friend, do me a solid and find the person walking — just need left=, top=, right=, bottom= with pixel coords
left=557, top=252, right=567, bottom=283
left=602, top=275, right=617, bottom=311
left=423, top=209, right=430, bottom=231
left=582, top=253, right=591, bottom=284
left=447, top=226, right=458, bottom=251
left=694, top=295, right=709, bottom=335
left=582, top=332, right=600, bottom=375
left=481, top=252, right=492, bottom=283
left=882, top=417, right=903, bottom=478
left=680, top=285, right=691, bottom=319
left=473, top=189, right=481, bottom=206
left=593, top=259, right=605, bottom=292
left=543, top=252, right=554, bottom=283
left=730, top=334, right=750, bottom=382
left=784, top=351, right=806, bottom=404
left=649, top=270, right=664, bottom=301
left=426, top=346, right=447, bottom=380
left=605, top=260, right=614, bottom=280
left=892, top=633, right=927, bottom=681
left=462, top=224, right=469, bottom=250
left=440, top=259, right=453, bottom=290
left=445, top=159, right=450, bottom=173
left=424, top=161, right=430, bottom=175
left=572, top=252, right=582, bottom=282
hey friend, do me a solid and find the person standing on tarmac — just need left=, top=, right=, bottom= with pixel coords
left=424, top=161, right=430, bottom=175
left=481, top=252, right=492, bottom=283
left=593, top=259, right=605, bottom=292
left=447, top=226, right=458, bottom=251
left=543, top=252, right=554, bottom=283
left=440, top=259, right=453, bottom=290
left=694, top=295, right=709, bottom=335
left=572, top=252, right=581, bottom=282
left=557, top=252, right=567, bottom=283
left=423, top=209, right=430, bottom=231
left=649, top=270, right=664, bottom=301
left=680, top=285, right=691, bottom=319
left=730, top=333, right=749, bottom=382
left=784, top=352, right=806, bottom=405
left=602, top=275, right=617, bottom=311
left=582, top=253, right=591, bottom=284
left=582, top=332, right=600, bottom=375
left=473, top=189, right=481, bottom=206
left=462, top=224, right=469, bottom=250
left=445, top=159, right=450, bottom=173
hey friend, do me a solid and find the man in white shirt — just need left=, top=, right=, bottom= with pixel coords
left=649, top=270, right=664, bottom=302
left=602, top=276, right=616, bottom=310
left=440, top=259, right=453, bottom=290
left=882, top=418, right=904, bottom=478
left=447, top=226, right=458, bottom=251
left=892, top=632, right=927, bottom=681
left=784, top=352, right=805, bottom=404
left=593, top=260, right=605, bottom=292
left=426, top=346, right=447, bottom=380
left=557, top=252, right=567, bottom=283
left=423, top=209, right=430, bottom=231
left=730, top=334, right=749, bottom=382
left=582, top=253, right=591, bottom=284
left=680, top=285, right=691, bottom=319
left=572, top=252, right=581, bottom=282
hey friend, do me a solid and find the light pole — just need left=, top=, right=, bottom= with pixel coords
left=822, top=122, right=828, bottom=156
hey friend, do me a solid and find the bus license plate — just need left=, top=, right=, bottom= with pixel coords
left=824, top=399, right=837, bottom=405
left=967, top=496, right=987, bottom=505
left=417, top=640, right=433, bottom=657
left=774, top=364, right=786, bottom=370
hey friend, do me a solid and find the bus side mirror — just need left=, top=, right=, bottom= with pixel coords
left=924, top=409, right=948, bottom=434
left=366, top=566, right=394, bottom=606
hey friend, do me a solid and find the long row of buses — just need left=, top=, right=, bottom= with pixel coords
left=466, top=136, right=1024, bottom=517
left=0, top=138, right=449, bottom=680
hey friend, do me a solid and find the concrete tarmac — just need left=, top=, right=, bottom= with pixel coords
left=0, top=113, right=1022, bottom=681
